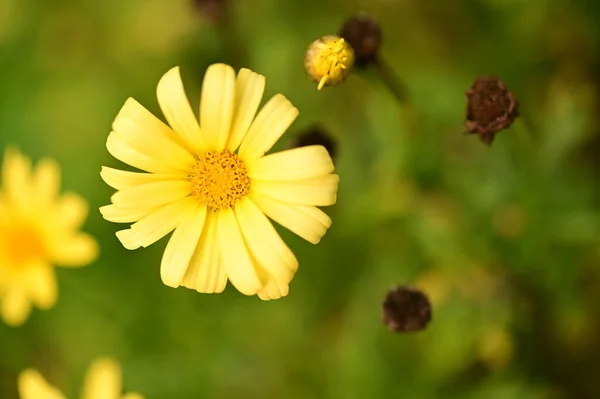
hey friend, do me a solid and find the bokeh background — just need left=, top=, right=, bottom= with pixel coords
left=2, top=0, right=600, bottom=397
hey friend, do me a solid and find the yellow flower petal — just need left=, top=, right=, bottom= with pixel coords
left=100, top=167, right=185, bottom=191
left=18, top=369, right=66, bottom=399
left=116, top=197, right=195, bottom=250
left=226, top=68, right=265, bottom=151
left=156, top=67, right=205, bottom=153
left=251, top=174, right=339, bottom=206
left=247, top=145, right=334, bottom=181
left=106, top=133, right=182, bottom=174
left=217, top=208, right=263, bottom=295
left=0, top=286, right=31, bottom=326
left=250, top=192, right=332, bottom=244
left=99, top=204, right=157, bottom=224
left=2, top=147, right=32, bottom=210
left=81, top=357, right=122, bottom=399
left=55, top=193, right=88, bottom=230
left=234, top=197, right=297, bottom=282
left=27, top=264, right=57, bottom=309
left=238, top=94, right=298, bottom=161
left=110, top=180, right=191, bottom=209
left=160, top=204, right=207, bottom=288
left=33, top=158, right=60, bottom=206
left=107, top=129, right=194, bottom=173
left=112, top=97, right=186, bottom=149
left=181, top=211, right=227, bottom=294
left=50, top=233, right=99, bottom=267
left=122, top=393, right=145, bottom=399
left=257, top=279, right=289, bottom=301
left=199, top=63, right=236, bottom=151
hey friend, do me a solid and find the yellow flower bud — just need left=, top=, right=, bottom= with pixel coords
left=304, top=35, right=355, bottom=90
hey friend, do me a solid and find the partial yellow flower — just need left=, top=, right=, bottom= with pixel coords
left=304, top=36, right=355, bottom=90
left=100, top=64, right=338, bottom=300
left=0, top=148, right=98, bottom=326
left=18, top=357, right=144, bottom=399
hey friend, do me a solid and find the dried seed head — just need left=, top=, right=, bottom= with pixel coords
left=465, top=76, right=518, bottom=145
left=382, top=285, right=432, bottom=333
left=304, top=35, right=355, bottom=90
left=290, top=125, right=337, bottom=161
left=339, top=13, right=382, bottom=66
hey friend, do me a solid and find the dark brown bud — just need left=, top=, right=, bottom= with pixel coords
left=289, top=125, right=337, bottom=161
left=192, top=0, right=227, bottom=25
left=465, top=77, right=518, bottom=145
left=338, top=13, right=382, bottom=66
left=382, top=286, right=432, bottom=333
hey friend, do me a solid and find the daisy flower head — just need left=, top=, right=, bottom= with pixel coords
left=100, top=64, right=338, bottom=300
left=0, top=148, right=98, bottom=326
left=18, top=357, right=144, bottom=399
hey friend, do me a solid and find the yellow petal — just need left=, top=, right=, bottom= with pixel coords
left=100, top=167, right=185, bottom=191
left=234, top=197, right=297, bottom=282
left=251, top=174, right=339, bottom=206
left=0, top=286, right=31, bottom=326
left=2, top=147, right=32, bottom=210
left=18, top=369, right=66, bottom=399
left=106, top=133, right=182, bottom=174
left=33, top=158, right=60, bottom=206
left=99, top=204, right=157, bottom=224
left=27, top=264, right=57, bottom=310
left=160, top=204, right=207, bottom=288
left=247, top=145, right=333, bottom=181
left=122, top=393, right=145, bottom=399
left=113, top=97, right=186, bottom=148
left=226, top=68, right=265, bottom=151
left=257, top=279, right=289, bottom=301
left=156, top=67, right=205, bottom=153
left=55, top=193, right=88, bottom=229
left=217, top=208, right=263, bottom=295
left=116, top=197, right=195, bottom=250
left=181, top=211, right=227, bottom=293
left=107, top=131, right=194, bottom=173
left=81, top=357, right=122, bottom=399
left=50, top=233, right=99, bottom=267
left=250, top=192, right=332, bottom=244
left=199, top=63, right=236, bottom=151
left=238, top=94, right=298, bottom=161
left=110, top=180, right=191, bottom=209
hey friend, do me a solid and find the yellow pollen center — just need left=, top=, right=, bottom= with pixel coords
left=1, top=225, right=45, bottom=265
left=189, top=150, right=250, bottom=210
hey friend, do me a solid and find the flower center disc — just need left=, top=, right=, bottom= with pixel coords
left=1, top=225, right=45, bottom=265
left=189, top=151, right=250, bottom=210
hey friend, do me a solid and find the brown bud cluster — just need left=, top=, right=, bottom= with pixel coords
left=465, top=77, right=518, bottom=145
left=290, top=125, right=337, bottom=161
left=339, top=13, right=382, bottom=66
left=382, top=285, right=432, bottom=333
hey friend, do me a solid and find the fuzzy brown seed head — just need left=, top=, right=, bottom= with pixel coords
left=465, top=77, right=518, bottom=145
left=382, top=285, right=432, bottom=333
left=339, top=13, right=382, bottom=66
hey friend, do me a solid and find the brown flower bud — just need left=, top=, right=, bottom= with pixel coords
left=382, top=285, right=432, bottom=332
left=465, top=77, right=518, bottom=145
left=192, top=0, right=227, bottom=25
left=289, top=125, right=337, bottom=161
left=339, top=13, right=382, bottom=66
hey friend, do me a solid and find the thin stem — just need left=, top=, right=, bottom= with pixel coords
left=373, top=56, right=410, bottom=106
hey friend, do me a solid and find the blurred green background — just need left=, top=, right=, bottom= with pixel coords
left=2, top=0, right=600, bottom=397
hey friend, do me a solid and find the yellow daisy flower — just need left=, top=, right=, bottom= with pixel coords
left=18, top=357, right=144, bottom=399
left=100, top=64, right=338, bottom=299
left=0, top=148, right=98, bottom=326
